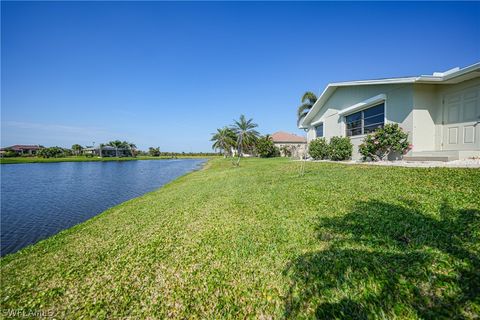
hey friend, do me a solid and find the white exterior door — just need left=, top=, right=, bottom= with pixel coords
left=442, top=86, right=480, bottom=151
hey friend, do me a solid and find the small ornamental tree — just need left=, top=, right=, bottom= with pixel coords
left=256, top=136, right=280, bottom=158
left=358, top=123, right=411, bottom=161
left=308, top=138, right=329, bottom=160
left=148, top=147, right=161, bottom=157
left=328, top=136, right=353, bottom=161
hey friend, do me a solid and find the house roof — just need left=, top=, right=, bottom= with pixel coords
left=271, top=131, right=306, bottom=143
left=300, top=62, right=480, bottom=128
left=84, top=146, right=128, bottom=151
left=0, top=145, right=42, bottom=151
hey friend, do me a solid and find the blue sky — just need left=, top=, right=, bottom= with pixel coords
left=2, top=1, right=479, bottom=152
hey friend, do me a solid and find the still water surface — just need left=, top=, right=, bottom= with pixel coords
left=1, top=159, right=205, bottom=256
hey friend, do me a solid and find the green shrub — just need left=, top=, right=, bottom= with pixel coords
left=308, top=138, right=329, bottom=160
left=328, top=136, right=353, bottom=161
left=2, top=150, right=17, bottom=158
left=256, top=136, right=280, bottom=158
left=359, top=123, right=410, bottom=161
left=148, top=147, right=161, bottom=157
left=37, top=147, right=65, bottom=158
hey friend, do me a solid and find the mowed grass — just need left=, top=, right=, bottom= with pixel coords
left=1, top=158, right=479, bottom=319
left=0, top=155, right=216, bottom=164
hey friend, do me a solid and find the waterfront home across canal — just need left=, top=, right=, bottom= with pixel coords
left=0, top=145, right=43, bottom=156
left=83, top=146, right=132, bottom=157
left=271, top=131, right=307, bottom=158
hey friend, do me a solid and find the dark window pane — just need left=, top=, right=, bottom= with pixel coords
left=364, top=114, right=384, bottom=127
left=363, top=103, right=384, bottom=118
left=346, top=119, right=361, bottom=130
left=345, top=103, right=385, bottom=136
left=346, top=111, right=361, bottom=124
left=346, top=111, right=362, bottom=136
left=315, top=124, right=324, bottom=137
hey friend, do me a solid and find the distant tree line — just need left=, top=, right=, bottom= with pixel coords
left=137, top=147, right=217, bottom=157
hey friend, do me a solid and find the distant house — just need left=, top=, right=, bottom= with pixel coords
left=299, top=63, right=480, bottom=161
left=83, top=146, right=131, bottom=157
left=0, top=145, right=43, bottom=156
left=271, top=131, right=307, bottom=158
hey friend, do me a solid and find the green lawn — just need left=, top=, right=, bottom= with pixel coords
left=0, top=155, right=216, bottom=164
left=1, top=158, right=479, bottom=318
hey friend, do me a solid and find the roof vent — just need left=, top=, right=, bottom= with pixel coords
left=433, top=67, right=460, bottom=77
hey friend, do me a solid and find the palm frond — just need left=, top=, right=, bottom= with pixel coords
left=301, top=91, right=317, bottom=104
left=297, top=103, right=313, bottom=118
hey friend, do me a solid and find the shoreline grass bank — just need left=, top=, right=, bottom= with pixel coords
left=0, top=155, right=217, bottom=165
left=1, top=158, right=479, bottom=318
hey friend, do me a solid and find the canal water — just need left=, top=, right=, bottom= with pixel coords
left=0, top=159, right=206, bottom=256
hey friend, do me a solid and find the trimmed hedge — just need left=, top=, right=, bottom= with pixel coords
left=308, top=136, right=352, bottom=161
left=329, top=136, right=353, bottom=161
left=308, top=138, right=329, bottom=160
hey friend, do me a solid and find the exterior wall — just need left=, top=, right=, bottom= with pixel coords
left=306, top=84, right=414, bottom=160
left=412, top=77, right=480, bottom=151
left=273, top=142, right=307, bottom=158
left=412, top=84, right=438, bottom=151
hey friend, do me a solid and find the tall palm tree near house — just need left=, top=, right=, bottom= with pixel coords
left=297, top=91, right=318, bottom=126
left=126, top=142, right=137, bottom=157
left=108, top=140, right=124, bottom=157
left=231, top=115, right=260, bottom=165
left=211, top=127, right=236, bottom=157
left=99, top=143, right=105, bottom=158
left=71, top=144, right=83, bottom=156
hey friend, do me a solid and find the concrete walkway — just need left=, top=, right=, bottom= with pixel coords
left=303, top=158, right=480, bottom=168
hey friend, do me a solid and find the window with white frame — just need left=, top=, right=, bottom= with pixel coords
left=345, top=103, right=385, bottom=137
left=315, top=123, right=324, bottom=137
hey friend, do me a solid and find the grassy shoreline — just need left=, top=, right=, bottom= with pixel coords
left=1, top=158, right=479, bottom=318
left=0, top=155, right=217, bottom=164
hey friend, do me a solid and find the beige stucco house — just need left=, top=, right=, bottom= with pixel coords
left=271, top=131, right=307, bottom=158
left=299, top=63, right=480, bottom=161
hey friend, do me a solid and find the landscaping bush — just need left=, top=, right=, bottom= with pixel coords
left=308, top=138, right=329, bottom=160
left=358, top=123, right=411, bottom=161
left=2, top=150, right=18, bottom=157
left=328, top=136, right=353, bottom=161
left=256, top=136, right=280, bottom=158
left=37, top=147, right=65, bottom=158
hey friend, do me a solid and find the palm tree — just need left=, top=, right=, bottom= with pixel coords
left=71, top=144, right=83, bottom=156
left=297, top=91, right=318, bottom=126
left=107, top=140, right=123, bottom=157
left=211, top=127, right=236, bottom=157
left=126, top=142, right=137, bottom=157
left=231, top=115, right=260, bottom=165
left=99, top=143, right=105, bottom=158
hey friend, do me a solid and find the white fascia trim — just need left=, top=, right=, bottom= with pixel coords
left=330, top=77, right=417, bottom=87
left=338, top=94, right=386, bottom=116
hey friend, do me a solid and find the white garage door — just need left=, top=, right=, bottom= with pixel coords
left=442, top=86, right=480, bottom=151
